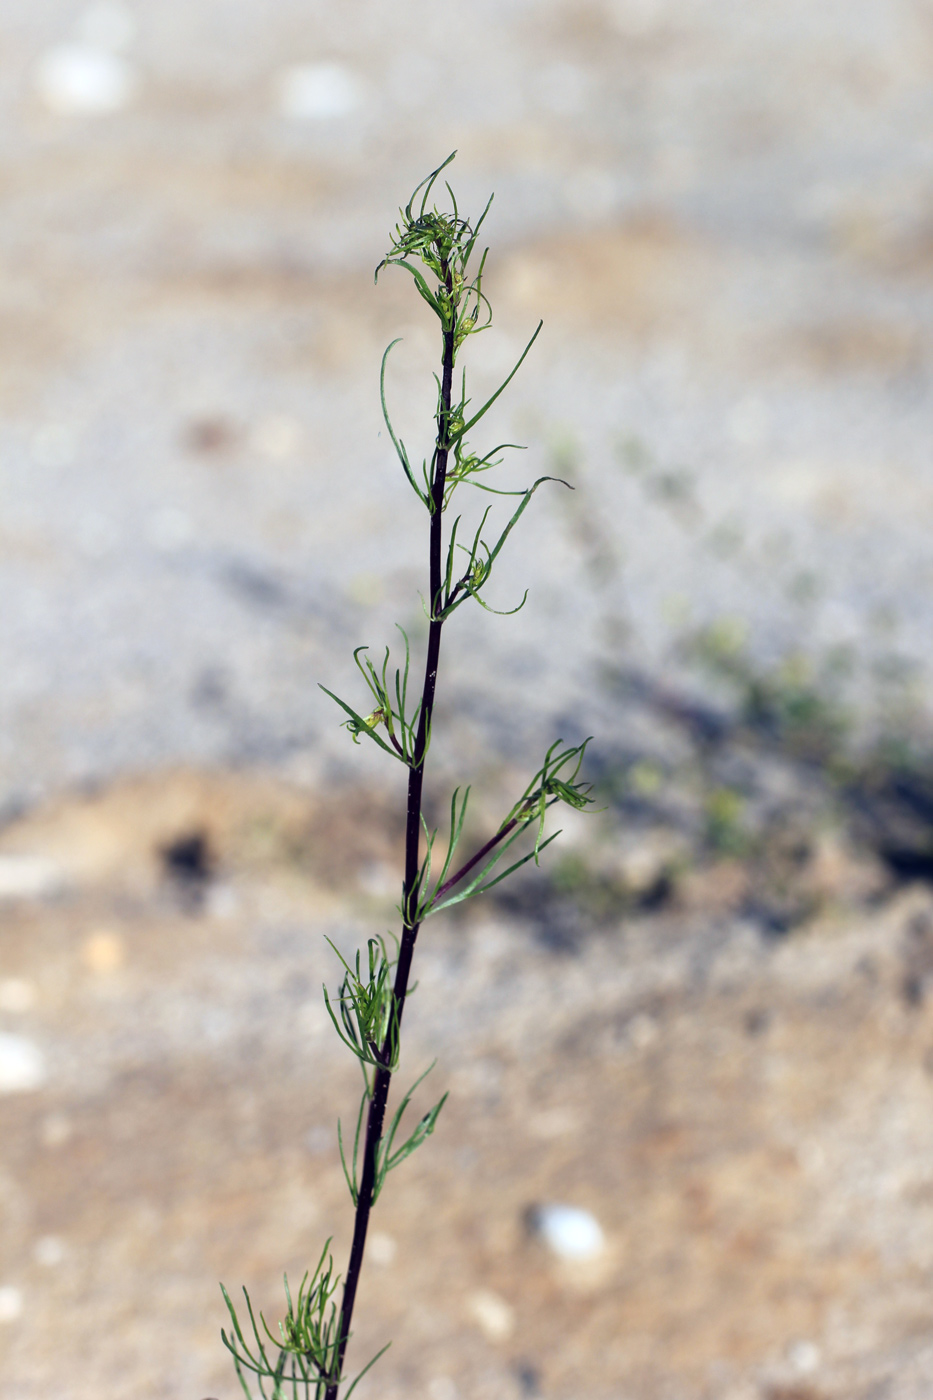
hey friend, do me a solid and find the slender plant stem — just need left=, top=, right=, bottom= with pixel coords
left=325, top=274, right=456, bottom=1400
left=219, top=162, right=593, bottom=1400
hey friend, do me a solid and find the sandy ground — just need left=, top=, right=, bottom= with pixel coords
left=1, top=769, right=933, bottom=1400
left=3, top=1, right=933, bottom=1397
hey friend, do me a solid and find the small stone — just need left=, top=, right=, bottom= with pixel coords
left=276, top=63, right=362, bottom=120
left=0, top=855, right=66, bottom=902
left=466, top=1289, right=515, bottom=1342
left=81, top=931, right=125, bottom=974
left=34, top=1236, right=65, bottom=1268
left=0, top=978, right=37, bottom=1013
left=789, top=1340, right=821, bottom=1375
left=35, top=44, right=138, bottom=115
left=0, top=1287, right=22, bottom=1323
left=368, top=1232, right=396, bottom=1266
left=530, top=1204, right=605, bottom=1261
left=0, top=1035, right=45, bottom=1094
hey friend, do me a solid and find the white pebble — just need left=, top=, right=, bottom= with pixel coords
left=35, top=44, right=138, bottom=116
left=0, top=1287, right=22, bottom=1323
left=0, top=1034, right=46, bottom=1094
left=34, top=1236, right=65, bottom=1268
left=0, top=855, right=65, bottom=902
left=789, top=1340, right=821, bottom=1375
left=532, top=1204, right=605, bottom=1261
left=276, top=63, right=362, bottom=120
left=466, top=1289, right=515, bottom=1342
left=367, top=1232, right=396, bottom=1266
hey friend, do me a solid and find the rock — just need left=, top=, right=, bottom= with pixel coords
left=0, top=1287, right=22, bottom=1323
left=34, top=44, right=138, bottom=115
left=81, top=931, right=126, bottom=974
left=368, top=1232, right=397, bottom=1266
left=0, top=1035, right=46, bottom=1094
left=34, top=1236, right=65, bottom=1268
left=466, top=1289, right=515, bottom=1342
left=0, top=855, right=66, bottom=902
left=529, top=1203, right=605, bottom=1261
left=275, top=63, right=362, bottom=120
left=788, top=1340, right=821, bottom=1375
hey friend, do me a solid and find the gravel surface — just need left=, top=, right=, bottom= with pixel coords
left=0, top=769, right=932, bottom=1400
left=2, top=0, right=933, bottom=802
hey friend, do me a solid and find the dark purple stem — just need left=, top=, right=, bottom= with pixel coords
left=324, top=262, right=456, bottom=1400
left=434, top=815, right=522, bottom=902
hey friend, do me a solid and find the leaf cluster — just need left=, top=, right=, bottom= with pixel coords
left=436, top=473, right=565, bottom=621
left=339, top=1060, right=448, bottom=1209
left=320, top=628, right=422, bottom=767
left=375, top=150, right=492, bottom=350
left=376, top=152, right=545, bottom=517
left=323, top=935, right=400, bottom=1071
left=220, top=1244, right=386, bottom=1400
left=412, top=738, right=595, bottom=921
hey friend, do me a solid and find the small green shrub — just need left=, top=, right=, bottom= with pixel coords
left=219, top=154, right=592, bottom=1400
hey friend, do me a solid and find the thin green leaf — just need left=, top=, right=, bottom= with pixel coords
left=481, top=475, right=566, bottom=573
left=343, top=1343, right=393, bottom=1400
left=457, top=320, right=543, bottom=438
left=318, top=685, right=408, bottom=764
left=461, top=194, right=494, bottom=267
left=378, top=257, right=443, bottom=315
left=411, top=150, right=457, bottom=221
left=380, top=339, right=429, bottom=506
left=385, top=1092, right=448, bottom=1173
left=427, top=828, right=560, bottom=917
